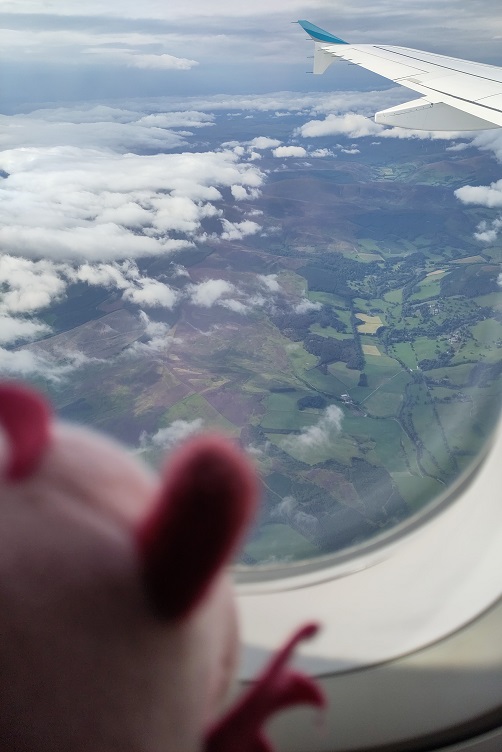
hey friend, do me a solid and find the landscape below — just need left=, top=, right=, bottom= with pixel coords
left=16, top=112, right=502, bottom=565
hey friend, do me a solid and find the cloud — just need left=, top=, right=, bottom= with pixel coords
left=249, top=136, right=282, bottom=150
left=220, top=218, right=260, bottom=240
left=297, top=113, right=383, bottom=139
left=283, top=405, right=344, bottom=457
left=473, top=217, right=502, bottom=243
left=218, top=298, right=249, bottom=314
left=123, top=279, right=178, bottom=309
left=0, top=146, right=265, bottom=262
left=293, top=297, right=322, bottom=314
left=271, top=495, right=320, bottom=537
left=139, top=419, right=204, bottom=452
left=455, top=179, right=502, bottom=244
left=0, top=107, right=216, bottom=165
left=230, top=185, right=261, bottom=201
left=0, top=255, right=67, bottom=314
left=470, top=130, right=502, bottom=162
left=0, top=317, right=50, bottom=346
left=81, top=44, right=198, bottom=71
left=136, top=89, right=409, bottom=118
left=73, top=261, right=179, bottom=309
left=126, top=312, right=181, bottom=355
left=188, top=279, right=235, bottom=307
left=309, top=148, right=335, bottom=158
left=272, top=146, right=308, bottom=158
left=455, top=180, right=502, bottom=209
left=0, top=112, right=188, bottom=153
left=446, top=142, right=470, bottom=152
left=257, top=274, right=280, bottom=292
left=0, top=346, right=90, bottom=383
left=0, top=26, right=198, bottom=71
left=297, top=112, right=463, bottom=142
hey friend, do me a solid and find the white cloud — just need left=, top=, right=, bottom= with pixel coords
left=0, top=317, right=50, bottom=346
left=123, top=278, right=178, bottom=309
left=0, top=26, right=199, bottom=71
left=230, top=185, right=261, bottom=201
left=455, top=179, right=502, bottom=244
left=0, top=256, right=67, bottom=314
left=0, top=112, right=188, bottom=153
left=188, top=279, right=234, bottom=307
left=0, top=146, right=264, bottom=262
left=127, top=312, right=181, bottom=355
left=309, top=148, right=335, bottom=158
left=446, top=142, right=470, bottom=152
left=455, top=180, right=502, bottom=209
left=220, top=219, right=260, bottom=240
left=473, top=217, right=502, bottom=243
left=470, top=130, right=502, bottom=162
left=297, top=113, right=383, bottom=139
left=297, top=111, right=463, bottom=143
left=249, top=136, right=282, bottom=150
left=0, top=107, right=215, bottom=156
left=257, top=274, right=280, bottom=293
left=0, top=346, right=89, bottom=383
left=272, top=146, right=308, bottom=158
left=283, top=405, right=344, bottom=456
left=73, top=261, right=178, bottom=309
left=140, top=419, right=204, bottom=452
left=293, top=298, right=322, bottom=314
left=218, top=298, right=249, bottom=314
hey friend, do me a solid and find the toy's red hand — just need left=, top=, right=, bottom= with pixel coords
left=205, top=623, right=325, bottom=752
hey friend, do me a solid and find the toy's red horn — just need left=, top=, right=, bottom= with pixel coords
left=136, top=434, right=258, bottom=621
left=0, top=383, right=52, bottom=481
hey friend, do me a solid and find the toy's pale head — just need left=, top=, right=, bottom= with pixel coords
left=0, top=383, right=324, bottom=752
left=0, top=383, right=256, bottom=751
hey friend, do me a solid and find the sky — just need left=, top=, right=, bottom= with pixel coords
left=0, top=0, right=501, bottom=388
left=1, top=0, right=501, bottom=106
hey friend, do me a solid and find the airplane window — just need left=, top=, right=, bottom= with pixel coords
left=0, top=2, right=500, bottom=577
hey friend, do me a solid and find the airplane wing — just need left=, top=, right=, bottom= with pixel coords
left=298, top=20, right=502, bottom=130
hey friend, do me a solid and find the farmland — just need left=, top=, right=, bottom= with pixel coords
left=16, top=110, right=501, bottom=564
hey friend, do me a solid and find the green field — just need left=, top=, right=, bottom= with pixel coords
left=308, top=290, right=348, bottom=308
left=384, top=289, right=403, bottom=304
left=390, top=342, right=418, bottom=369
left=391, top=472, right=445, bottom=511
left=310, top=323, right=353, bottom=340
left=328, top=362, right=361, bottom=388
left=160, top=393, right=237, bottom=433
left=474, top=292, right=502, bottom=309
left=409, top=273, right=446, bottom=302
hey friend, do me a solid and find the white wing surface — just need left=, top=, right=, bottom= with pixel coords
left=298, top=20, right=502, bottom=130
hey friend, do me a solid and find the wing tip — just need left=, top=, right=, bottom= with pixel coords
left=297, top=20, right=348, bottom=45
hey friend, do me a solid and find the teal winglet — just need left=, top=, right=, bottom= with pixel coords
left=297, top=20, right=348, bottom=45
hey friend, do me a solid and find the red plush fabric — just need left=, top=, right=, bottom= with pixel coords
left=205, top=623, right=325, bottom=752
left=0, top=382, right=52, bottom=481
left=136, top=434, right=258, bottom=620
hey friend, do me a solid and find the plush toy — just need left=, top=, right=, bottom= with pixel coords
left=0, top=382, right=323, bottom=751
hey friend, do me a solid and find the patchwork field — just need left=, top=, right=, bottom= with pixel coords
left=355, top=313, right=384, bottom=334
left=18, top=123, right=500, bottom=565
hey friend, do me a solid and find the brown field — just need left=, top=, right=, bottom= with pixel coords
left=362, top=344, right=382, bottom=356
left=355, top=313, right=383, bottom=334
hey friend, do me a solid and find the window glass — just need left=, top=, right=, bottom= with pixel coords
left=0, top=2, right=500, bottom=567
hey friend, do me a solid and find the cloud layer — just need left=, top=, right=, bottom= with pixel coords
left=0, top=142, right=264, bottom=262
